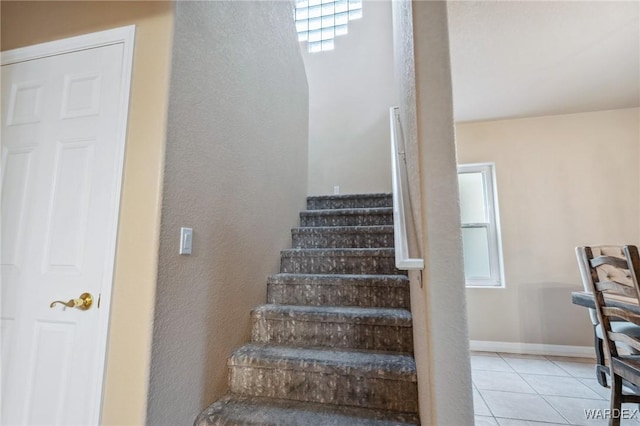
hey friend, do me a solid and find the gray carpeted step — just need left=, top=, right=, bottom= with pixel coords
left=300, top=207, right=393, bottom=227
left=292, top=225, right=394, bottom=248
left=307, top=193, right=393, bottom=210
left=267, top=273, right=410, bottom=309
left=280, top=248, right=403, bottom=275
left=251, top=304, right=413, bottom=353
left=228, top=344, right=418, bottom=413
left=195, top=394, right=420, bottom=425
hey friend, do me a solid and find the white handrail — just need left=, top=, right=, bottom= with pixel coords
left=389, top=107, right=424, bottom=270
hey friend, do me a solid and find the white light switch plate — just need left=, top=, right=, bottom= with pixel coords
left=180, top=227, right=193, bottom=255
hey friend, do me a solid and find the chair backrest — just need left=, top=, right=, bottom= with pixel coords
left=576, top=246, right=633, bottom=325
left=577, top=245, right=640, bottom=358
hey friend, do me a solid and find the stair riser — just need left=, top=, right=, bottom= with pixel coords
left=301, top=214, right=392, bottom=227
left=307, top=197, right=392, bottom=210
left=267, top=283, right=410, bottom=309
left=229, top=366, right=418, bottom=413
left=281, top=256, right=402, bottom=275
left=252, top=318, right=413, bottom=353
left=292, top=231, right=394, bottom=249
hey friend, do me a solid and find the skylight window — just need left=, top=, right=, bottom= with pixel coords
left=294, top=0, right=363, bottom=53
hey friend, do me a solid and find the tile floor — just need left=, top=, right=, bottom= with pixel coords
left=472, top=352, right=640, bottom=425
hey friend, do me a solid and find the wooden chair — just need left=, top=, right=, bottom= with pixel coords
left=576, top=246, right=640, bottom=387
left=578, top=245, right=640, bottom=425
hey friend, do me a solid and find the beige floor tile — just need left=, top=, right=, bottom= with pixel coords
left=479, top=390, right=568, bottom=424
left=520, top=374, right=603, bottom=399
left=551, top=360, right=597, bottom=378
left=576, top=378, right=612, bottom=400
left=470, top=351, right=640, bottom=425
left=475, top=388, right=492, bottom=416
left=474, top=370, right=536, bottom=394
left=542, top=395, right=640, bottom=425
left=496, top=418, right=568, bottom=426
left=472, top=354, right=516, bottom=372
left=476, top=416, right=500, bottom=426
left=502, top=356, right=571, bottom=376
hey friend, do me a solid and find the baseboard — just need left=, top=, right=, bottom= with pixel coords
left=469, top=340, right=595, bottom=359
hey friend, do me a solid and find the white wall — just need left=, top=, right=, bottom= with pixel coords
left=392, top=1, right=473, bottom=424
left=457, top=107, right=640, bottom=348
left=146, top=2, right=308, bottom=425
left=303, top=0, right=395, bottom=196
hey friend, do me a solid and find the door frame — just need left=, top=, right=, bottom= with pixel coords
left=1, top=25, right=135, bottom=423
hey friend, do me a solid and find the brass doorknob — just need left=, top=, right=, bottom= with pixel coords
left=50, top=292, right=93, bottom=310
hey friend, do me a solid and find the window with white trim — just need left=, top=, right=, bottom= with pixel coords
left=458, top=163, right=504, bottom=287
left=294, top=0, right=363, bottom=53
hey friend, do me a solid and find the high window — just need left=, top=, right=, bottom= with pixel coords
left=458, top=163, right=504, bottom=287
left=294, top=0, right=363, bottom=53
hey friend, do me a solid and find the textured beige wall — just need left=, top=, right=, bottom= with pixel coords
left=1, top=3, right=174, bottom=425
left=303, top=0, right=395, bottom=196
left=392, top=1, right=473, bottom=424
left=146, top=2, right=308, bottom=425
left=457, top=107, right=640, bottom=347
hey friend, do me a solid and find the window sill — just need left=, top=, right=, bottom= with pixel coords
left=466, top=282, right=505, bottom=289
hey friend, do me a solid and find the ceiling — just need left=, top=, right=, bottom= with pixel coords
left=446, top=0, right=640, bottom=123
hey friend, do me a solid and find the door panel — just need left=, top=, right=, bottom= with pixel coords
left=1, top=147, right=34, bottom=268
left=6, top=81, right=44, bottom=126
left=24, top=320, right=76, bottom=425
left=44, top=140, right=95, bottom=272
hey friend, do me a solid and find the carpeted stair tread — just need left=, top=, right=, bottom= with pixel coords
left=229, top=344, right=416, bottom=380
left=281, top=248, right=396, bottom=257
left=195, top=394, right=420, bottom=426
left=268, top=273, right=409, bottom=286
left=252, top=304, right=412, bottom=326
left=301, top=207, right=393, bottom=216
left=300, top=208, right=393, bottom=227
left=307, top=193, right=392, bottom=201
left=293, top=225, right=394, bottom=233
left=267, top=274, right=411, bottom=309
left=307, top=193, right=393, bottom=210
left=280, top=248, right=403, bottom=275
left=251, top=305, right=414, bottom=352
left=292, top=225, right=394, bottom=248
left=228, top=345, right=418, bottom=412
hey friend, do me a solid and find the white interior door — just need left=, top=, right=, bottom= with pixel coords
left=1, top=28, right=133, bottom=425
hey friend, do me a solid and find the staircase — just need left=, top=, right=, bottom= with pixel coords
left=195, top=193, right=419, bottom=425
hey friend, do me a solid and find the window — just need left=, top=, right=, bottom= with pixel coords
left=294, top=0, right=363, bottom=53
left=458, top=163, right=504, bottom=287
